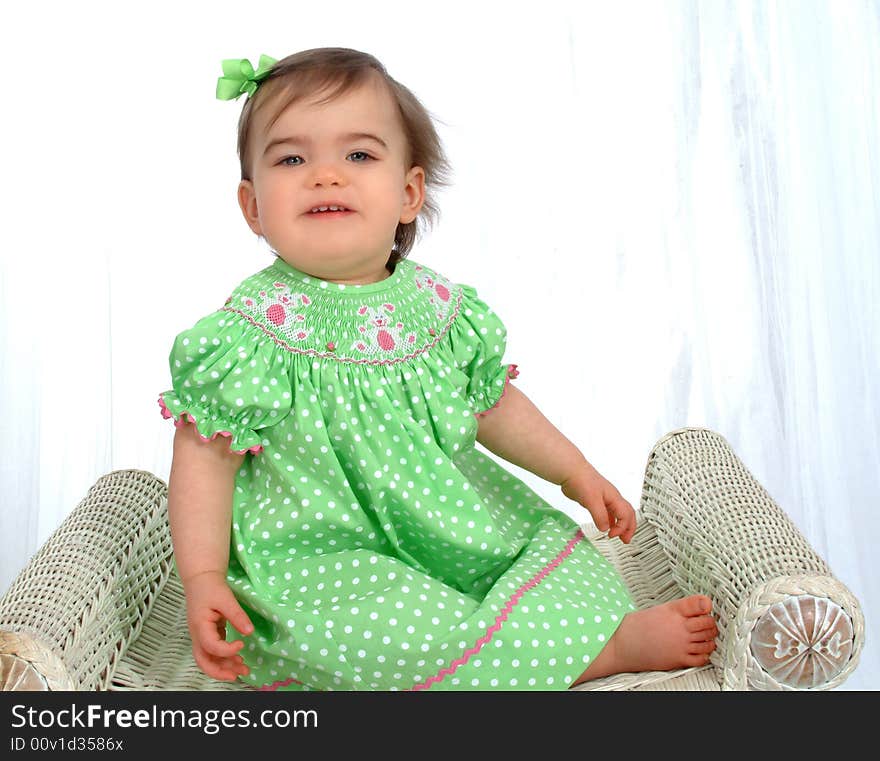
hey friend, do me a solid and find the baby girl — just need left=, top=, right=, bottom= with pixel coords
left=159, top=46, right=717, bottom=690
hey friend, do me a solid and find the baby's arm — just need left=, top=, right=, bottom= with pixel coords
left=475, top=383, right=636, bottom=542
left=167, top=421, right=255, bottom=680
left=168, top=421, right=243, bottom=582
left=475, top=383, right=587, bottom=485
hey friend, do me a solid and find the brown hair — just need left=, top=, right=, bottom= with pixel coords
left=235, top=47, right=453, bottom=272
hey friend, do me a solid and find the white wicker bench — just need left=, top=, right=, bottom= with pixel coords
left=0, top=427, right=864, bottom=691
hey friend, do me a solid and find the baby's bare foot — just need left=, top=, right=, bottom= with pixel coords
left=573, top=595, right=718, bottom=685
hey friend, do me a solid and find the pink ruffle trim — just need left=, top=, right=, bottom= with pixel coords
left=475, top=363, right=520, bottom=418
left=157, top=395, right=264, bottom=455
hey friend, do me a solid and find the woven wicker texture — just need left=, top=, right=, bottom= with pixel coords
left=0, top=428, right=864, bottom=691
left=570, top=520, right=721, bottom=691
left=110, top=570, right=248, bottom=691
left=638, top=427, right=864, bottom=690
left=0, top=470, right=173, bottom=690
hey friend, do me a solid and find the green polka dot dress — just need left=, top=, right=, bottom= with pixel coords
left=158, top=255, right=636, bottom=691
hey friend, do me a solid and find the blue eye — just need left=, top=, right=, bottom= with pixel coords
left=279, top=152, right=373, bottom=166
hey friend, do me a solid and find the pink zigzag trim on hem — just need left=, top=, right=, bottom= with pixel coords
left=475, top=363, right=520, bottom=418
left=410, top=527, right=585, bottom=691
left=252, top=527, right=586, bottom=693
left=256, top=676, right=306, bottom=691
left=157, top=395, right=264, bottom=455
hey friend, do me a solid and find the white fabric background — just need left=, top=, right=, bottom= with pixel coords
left=0, top=0, right=876, bottom=690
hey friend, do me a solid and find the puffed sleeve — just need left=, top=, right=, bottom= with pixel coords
left=157, top=310, right=293, bottom=454
left=446, top=283, right=520, bottom=417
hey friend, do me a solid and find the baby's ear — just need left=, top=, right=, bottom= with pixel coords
left=399, top=165, right=426, bottom=224
left=237, top=179, right=263, bottom=236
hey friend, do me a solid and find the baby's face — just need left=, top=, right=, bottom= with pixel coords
left=238, top=76, right=424, bottom=284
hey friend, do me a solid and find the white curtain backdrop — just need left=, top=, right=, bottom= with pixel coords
left=1, top=0, right=876, bottom=690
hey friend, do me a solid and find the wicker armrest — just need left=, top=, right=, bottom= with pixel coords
left=640, top=427, right=864, bottom=690
left=0, top=470, right=173, bottom=690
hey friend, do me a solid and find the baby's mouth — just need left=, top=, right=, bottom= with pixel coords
left=306, top=209, right=355, bottom=219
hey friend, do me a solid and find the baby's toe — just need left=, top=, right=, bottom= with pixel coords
left=685, top=614, right=717, bottom=634
left=688, top=640, right=716, bottom=655
left=683, top=652, right=713, bottom=668
left=673, top=595, right=712, bottom=618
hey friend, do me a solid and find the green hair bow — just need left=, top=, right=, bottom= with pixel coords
left=216, top=54, right=278, bottom=100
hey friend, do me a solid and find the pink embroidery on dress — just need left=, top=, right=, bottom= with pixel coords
left=266, top=304, right=285, bottom=325
left=223, top=262, right=462, bottom=363
left=352, top=303, right=416, bottom=355
left=240, top=284, right=313, bottom=342
left=414, top=268, right=454, bottom=322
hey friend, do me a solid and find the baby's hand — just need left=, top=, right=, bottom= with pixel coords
left=560, top=462, right=637, bottom=544
left=181, top=571, right=255, bottom=682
